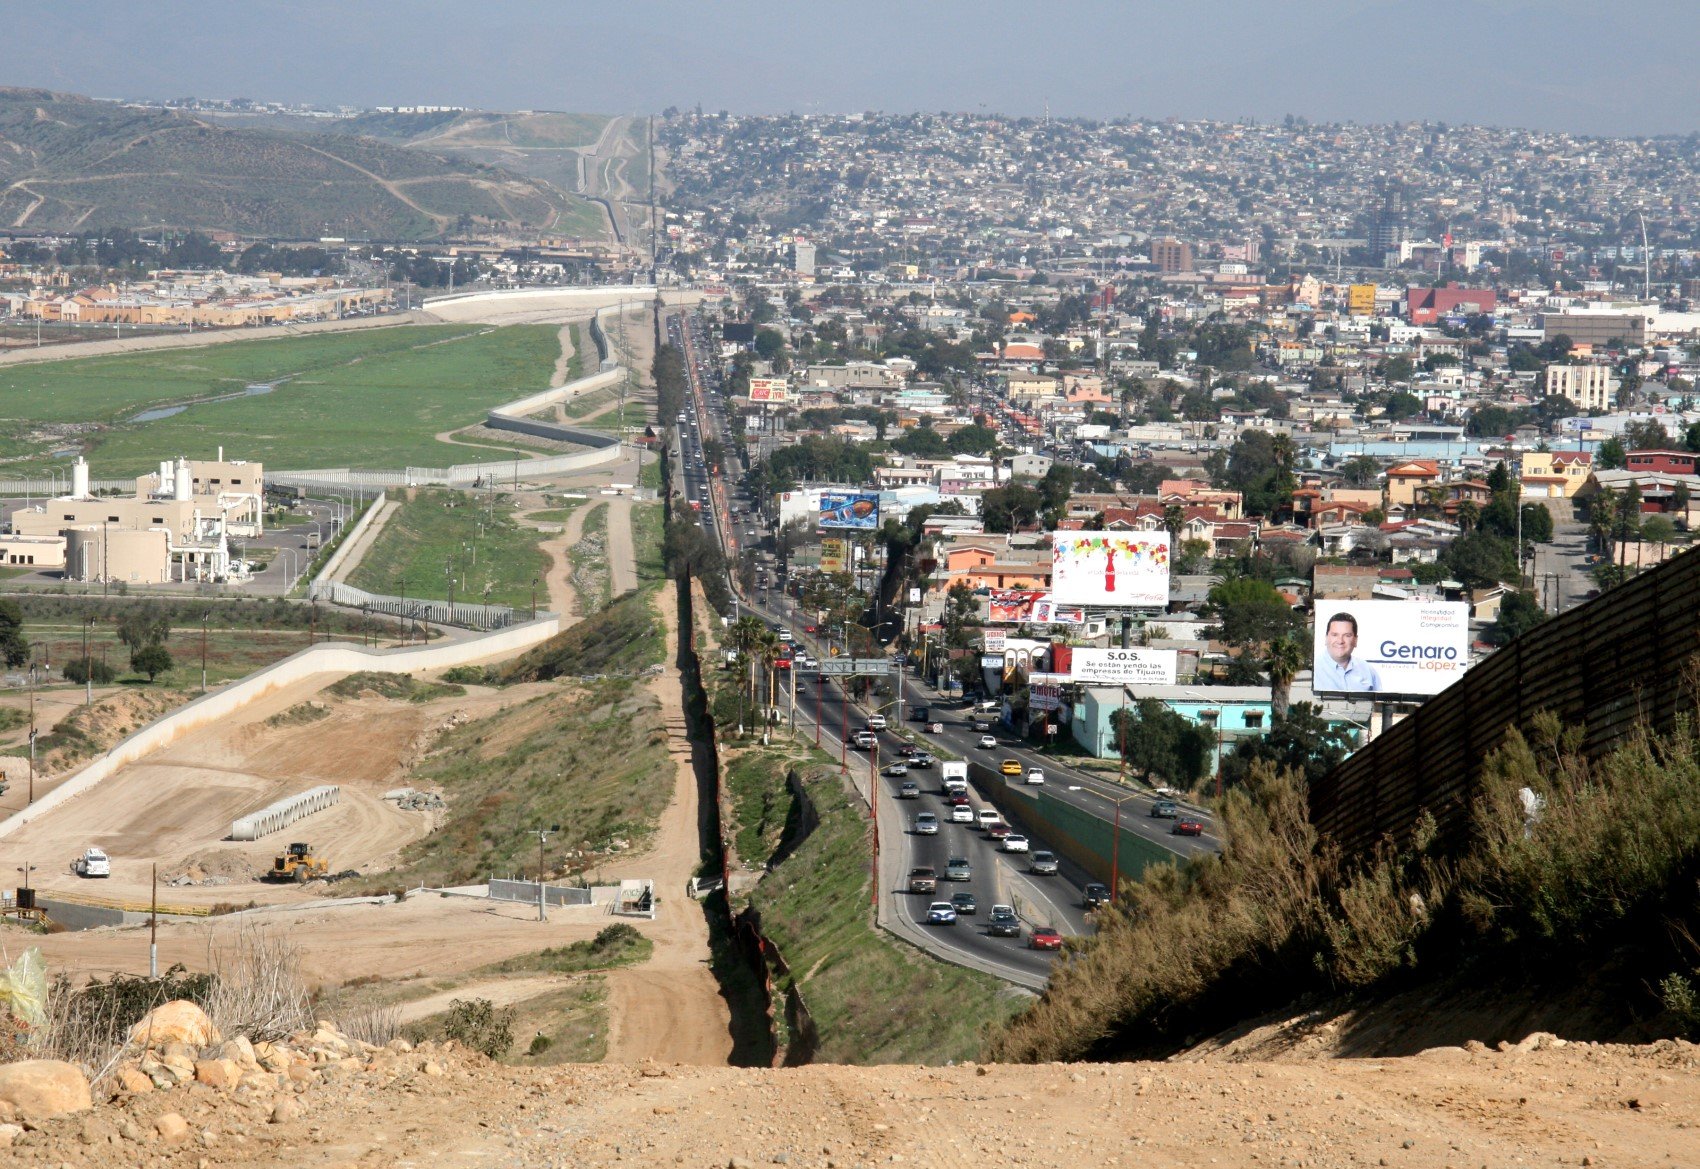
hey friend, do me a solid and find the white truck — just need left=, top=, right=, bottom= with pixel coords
left=941, top=760, right=969, bottom=797
left=72, top=847, right=111, bottom=878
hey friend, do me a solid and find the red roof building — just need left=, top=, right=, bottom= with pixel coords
left=1406, top=284, right=1497, bottom=325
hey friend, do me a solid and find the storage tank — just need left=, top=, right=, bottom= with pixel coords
left=173, top=456, right=191, bottom=501
left=71, top=456, right=89, bottom=500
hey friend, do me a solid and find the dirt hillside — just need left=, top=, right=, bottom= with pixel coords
left=7, top=1035, right=1697, bottom=1167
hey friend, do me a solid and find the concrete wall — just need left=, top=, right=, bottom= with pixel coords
left=310, top=491, right=387, bottom=588
left=965, top=761, right=1180, bottom=887
left=0, top=614, right=561, bottom=842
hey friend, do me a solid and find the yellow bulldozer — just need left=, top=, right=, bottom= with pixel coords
left=263, top=842, right=329, bottom=883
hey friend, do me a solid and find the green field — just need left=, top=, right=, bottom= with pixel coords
left=0, top=324, right=561, bottom=475
left=347, top=488, right=551, bottom=612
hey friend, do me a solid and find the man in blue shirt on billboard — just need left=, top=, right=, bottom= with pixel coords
left=1318, top=612, right=1381, bottom=693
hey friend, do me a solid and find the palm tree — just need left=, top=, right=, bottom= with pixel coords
left=1455, top=499, right=1481, bottom=533
left=1265, top=635, right=1305, bottom=720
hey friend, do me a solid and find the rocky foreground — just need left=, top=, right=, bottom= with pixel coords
left=0, top=1002, right=1695, bottom=1167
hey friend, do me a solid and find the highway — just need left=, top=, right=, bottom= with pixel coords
left=664, top=308, right=1217, bottom=988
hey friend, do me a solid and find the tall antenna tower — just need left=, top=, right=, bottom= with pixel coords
left=1638, top=210, right=1651, bottom=300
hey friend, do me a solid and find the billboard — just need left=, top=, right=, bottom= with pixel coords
left=1347, top=283, right=1377, bottom=316
left=749, top=377, right=789, bottom=403
left=1050, top=533, right=1171, bottom=607
left=818, top=492, right=879, bottom=530
left=1030, top=597, right=1086, bottom=625
left=988, top=589, right=1046, bottom=622
left=1311, top=600, right=1471, bottom=697
left=819, top=537, right=848, bottom=574
left=983, top=630, right=1007, bottom=652
left=1071, top=647, right=1178, bottom=687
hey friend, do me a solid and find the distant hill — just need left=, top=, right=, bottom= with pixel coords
left=0, top=89, right=578, bottom=240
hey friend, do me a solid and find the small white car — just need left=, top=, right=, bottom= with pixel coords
left=1025, top=768, right=1046, bottom=786
left=1000, top=834, right=1030, bottom=853
left=977, top=808, right=1001, bottom=830
left=73, top=847, right=111, bottom=878
left=977, top=734, right=998, bottom=749
left=913, top=813, right=940, bottom=835
left=949, top=804, right=975, bottom=823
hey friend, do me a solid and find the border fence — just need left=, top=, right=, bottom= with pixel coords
left=1310, top=544, right=1700, bottom=856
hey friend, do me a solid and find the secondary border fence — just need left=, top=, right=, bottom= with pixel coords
left=1310, top=543, right=1700, bottom=856
left=306, top=579, right=515, bottom=631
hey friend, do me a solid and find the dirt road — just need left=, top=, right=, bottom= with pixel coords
left=595, top=578, right=733, bottom=1066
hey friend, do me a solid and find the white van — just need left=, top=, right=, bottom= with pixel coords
left=864, top=713, right=887, bottom=731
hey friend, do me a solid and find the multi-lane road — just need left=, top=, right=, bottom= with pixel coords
left=664, top=309, right=1218, bottom=987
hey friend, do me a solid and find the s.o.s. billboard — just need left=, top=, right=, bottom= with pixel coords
left=818, top=492, right=879, bottom=530
left=1050, top=533, right=1170, bottom=607
left=1311, top=600, right=1470, bottom=696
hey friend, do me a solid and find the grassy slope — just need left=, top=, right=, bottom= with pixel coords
left=373, top=675, right=667, bottom=888
left=497, top=588, right=665, bottom=680
left=0, top=324, right=559, bottom=475
left=731, top=750, right=1022, bottom=1063
left=347, top=487, right=551, bottom=612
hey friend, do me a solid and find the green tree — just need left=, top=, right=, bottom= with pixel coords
left=1110, top=699, right=1215, bottom=788
left=0, top=599, right=27, bottom=668
left=1597, top=437, right=1627, bottom=470
left=1207, top=576, right=1300, bottom=647
left=1486, top=590, right=1547, bottom=646
left=116, top=610, right=171, bottom=653
left=63, top=657, right=117, bottom=685
left=1216, top=703, right=1353, bottom=791
left=1521, top=503, right=1554, bottom=544
left=131, top=643, right=173, bottom=683
left=1444, top=530, right=1520, bottom=588
left=1624, top=418, right=1671, bottom=450
left=1642, top=514, right=1677, bottom=553
left=1265, top=635, right=1306, bottom=720
left=891, top=425, right=950, bottom=458
left=942, top=582, right=980, bottom=649
left=1338, top=455, right=1382, bottom=488
left=947, top=424, right=1000, bottom=457
left=981, top=484, right=1044, bottom=533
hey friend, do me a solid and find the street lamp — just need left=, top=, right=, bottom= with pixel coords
left=1106, top=791, right=1141, bottom=905
left=534, top=824, right=560, bottom=922
left=200, top=612, right=209, bottom=692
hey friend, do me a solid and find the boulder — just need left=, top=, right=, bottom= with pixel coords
left=112, top=1066, right=154, bottom=1095
left=0, top=1060, right=93, bottom=1119
left=130, top=1001, right=220, bottom=1048
left=194, top=1059, right=241, bottom=1091
left=154, top=1112, right=189, bottom=1141
left=0, top=1123, right=20, bottom=1148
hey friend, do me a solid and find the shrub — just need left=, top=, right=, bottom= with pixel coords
left=62, top=657, right=117, bottom=685
left=131, top=643, right=174, bottom=682
left=440, top=666, right=489, bottom=685
left=435, top=998, right=513, bottom=1060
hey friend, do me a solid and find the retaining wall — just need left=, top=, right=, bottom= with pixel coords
left=0, top=613, right=561, bottom=842
left=965, top=761, right=1179, bottom=887
left=310, top=491, right=387, bottom=587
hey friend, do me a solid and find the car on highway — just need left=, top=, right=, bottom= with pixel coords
left=865, top=713, right=888, bottom=731
left=977, top=734, right=998, bottom=749
left=985, top=822, right=1013, bottom=841
left=883, top=762, right=910, bottom=777
left=1082, top=882, right=1111, bottom=910
left=925, top=901, right=958, bottom=926
left=1025, top=767, right=1046, bottom=785
left=944, top=857, right=972, bottom=881
left=1001, top=833, right=1030, bottom=853
left=803, top=625, right=817, bottom=633
left=1150, top=799, right=1179, bottom=819
left=912, top=812, right=939, bottom=835
left=950, top=891, right=978, bottom=915
left=977, top=808, right=1001, bottom=830
left=908, top=867, right=937, bottom=894
left=1029, top=850, right=1059, bottom=875
left=852, top=731, right=877, bottom=750
left=909, top=752, right=936, bottom=769
left=987, top=905, right=1021, bottom=937
left=948, top=804, right=975, bottom=824
left=897, top=780, right=921, bottom=799
left=1000, top=759, right=1022, bottom=776
left=1172, top=819, right=1205, bottom=836
left=971, top=718, right=993, bottom=732
left=1028, top=926, right=1064, bottom=952
left=911, top=705, right=929, bottom=721
left=896, top=743, right=922, bottom=757
left=944, top=790, right=970, bottom=805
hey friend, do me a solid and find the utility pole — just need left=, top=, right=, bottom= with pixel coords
left=150, top=864, right=159, bottom=977
left=201, top=612, right=209, bottom=692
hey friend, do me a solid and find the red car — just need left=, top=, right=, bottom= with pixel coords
left=1172, top=819, right=1205, bottom=836
left=803, top=625, right=817, bottom=633
left=985, top=822, right=1013, bottom=841
left=945, top=792, right=971, bottom=807
left=1028, top=927, right=1064, bottom=951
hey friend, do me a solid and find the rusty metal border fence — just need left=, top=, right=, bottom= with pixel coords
left=1310, top=545, right=1700, bottom=855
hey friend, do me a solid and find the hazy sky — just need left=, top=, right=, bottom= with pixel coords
left=5, top=0, right=1698, bottom=136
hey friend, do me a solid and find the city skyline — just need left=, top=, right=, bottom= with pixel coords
left=4, top=0, right=1700, bottom=137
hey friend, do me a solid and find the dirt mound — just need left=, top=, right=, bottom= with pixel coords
left=163, top=848, right=261, bottom=887
left=36, top=689, right=187, bottom=776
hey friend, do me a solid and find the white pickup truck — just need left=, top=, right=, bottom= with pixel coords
left=72, top=847, right=111, bottom=878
